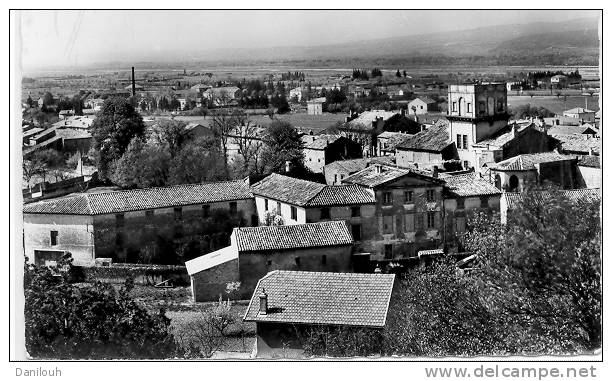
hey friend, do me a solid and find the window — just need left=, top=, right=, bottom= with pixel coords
left=497, top=98, right=504, bottom=112
left=383, top=215, right=393, bottom=233
left=416, top=213, right=424, bottom=231
left=404, top=214, right=415, bottom=232
left=320, top=207, right=330, bottom=219
left=478, top=101, right=486, bottom=115
left=145, top=210, right=154, bottom=218
left=426, top=189, right=435, bottom=202
left=404, top=191, right=413, bottom=203
left=266, top=259, right=272, bottom=267
left=456, top=198, right=465, bottom=210
left=229, top=202, right=237, bottom=215
left=384, top=244, right=393, bottom=259
left=351, top=207, right=360, bottom=217
left=467, top=103, right=472, bottom=113
left=452, top=102, right=457, bottom=112
left=264, top=199, right=269, bottom=210
left=50, top=231, right=58, bottom=246
left=427, top=212, right=436, bottom=229
left=462, top=135, right=468, bottom=150
left=295, top=257, right=301, bottom=267
left=334, top=174, right=338, bottom=184
left=456, top=134, right=462, bottom=149
left=202, top=205, right=210, bottom=218
left=352, top=224, right=362, bottom=241
left=291, top=206, right=297, bottom=220
left=115, top=213, right=125, bottom=228
left=321, top=255, right=327, bottom=265
left=174, top=207, right=182, bottom=221
left=480, top=196, right=489, bottom=208
left=382, top=192, right=393, bottom=205
left=276, top=201, right=281, bottom=214
left=463, top=161, right=470, bottom=170
left=340, top=174, right=345, bottom=180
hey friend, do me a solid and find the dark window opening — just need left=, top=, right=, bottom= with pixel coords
left=116, top=213, right=125, bottom=228
left=383, top=215, right=393, bottom=233
left=384, top=244, right=393, bottom=259
left=229, top=202, right=238, bottom=215
left=480, top=196, right=489, bottom=208
left=321, top=255, right=327, bottom=265
left=320, top=207, right=330, bottom=219
left=264, top=199, right=269, bottom=210
left=174, top=207, right=183, bottom=221
left=145, top=210, right=154, bottom=218
left=50, top=230, right=58, bottom=246
left=404, top=191, right=413, bottom=203
left=382, top=192, right=393, bottom=205
left=295, top=257, right=301, bottom=267
left=426, top=189, right=435, bottom=202
left=427, top=212, right=436, bottom=229
left=266, top=260, right=272, bottom=267
left=352, top=224, right=362, bottom=241
left=351, top=207, right=360, bottom=217
left=456, top=198, right=465, bottom=210
left=276, top=201, right=281, bottom=214
left=291, top=206, right=298, bottom=220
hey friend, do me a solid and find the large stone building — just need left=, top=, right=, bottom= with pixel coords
left=243, top=270, right=395, bottom=358
left=23, top=180, right=256, bottom=266
left=323, top=156, right=395, bottom=185
left=395, top=120, right=458, bottom=167
left=446, top=83, right=510, bottom=170
left=186, top=221, right=355, bottom=301
left=342, top=164, right=446, bottom=260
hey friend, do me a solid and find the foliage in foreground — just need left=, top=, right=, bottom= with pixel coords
left=24, top=256, right=178, bottom=359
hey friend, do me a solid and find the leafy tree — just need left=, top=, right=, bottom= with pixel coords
left=149, top=119, right=193, bottom=158
left=24, top=255, right=177, bottom=359
left=169, top=98, right=181, bottom=111
left=90, top=97, right=146, bottom=179
left=26, top=95, right=34, bottom=107
left=42, top=91, right=55, bottom=106
left=395, top=70, right=402, bottom=78
left=230, top=112, right=264, bottom=177
left=464, top=187, right=601, bottom=353
left=210, top=109, right=242, bottom=171
left=110, top=137, right=170, bottom=188
left=168, top=137, right=228, bottom=185
left=303, top=326, right=384, bottom=358
left=509, top=104, right=554, bottom=119
left=261, top=120, right=305, bottom=174
left=72, top=95, right=84, bottom=116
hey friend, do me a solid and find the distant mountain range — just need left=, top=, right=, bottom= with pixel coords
left=69, top=16, right=602, bottom=70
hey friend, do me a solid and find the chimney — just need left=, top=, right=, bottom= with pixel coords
left=375, top=164, right=383, bottom=174
left=589, top=147, right=594, bottom=156
left=285, top=161, right=291, bottom=173
left=259, top=288, right=268, bottom=315
left=131, top=66, right=136, bottom=97
left=374, top=264, right=382, bottom=274
left=432, top=166, right=439, bottom=178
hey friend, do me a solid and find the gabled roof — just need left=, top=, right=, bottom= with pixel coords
left=442, top=172, right=502, bottom=197
left=490, top=152, right=576, bottom=172
left=324, top=156, right=395, bottom=174
left=303, top=134, right=343, bottom=150
left=233, top=221, right=353, bottom=252
left=23, top=180, right=252, bottom=215
left=347, top=110, right=399, bottom=128
left=395, top=122, right=452, bottom=152
left=243, top=270, right=395, bottom=328
left=552, top=134, right=601, bottom=155
left=251, top=173, right=374, bottom=206
left=411, top=96, right=436, bottom=104
left=503, top=189, right=600, bottom=210
left=342, top=164, right=443, bottom=188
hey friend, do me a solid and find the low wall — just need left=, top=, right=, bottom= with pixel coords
left=71, top=263, right=189, bottom=286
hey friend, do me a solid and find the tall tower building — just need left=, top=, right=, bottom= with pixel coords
left=447, top=83, right=509, bottom=169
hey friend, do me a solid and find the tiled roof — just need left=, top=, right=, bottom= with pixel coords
left=251, top=173, right=374, bottom=206
left=324, top=156, right=395, bottom=174
left=233, top=221, right=353, bottom=252
left=473, top=123, right=534, bottom=148
left=552, top=134, right=601, bottom=155
left=23, top=180, right=252, bottom=215
left=564, top=107, right=595, bottom=114
left=303, top=134, right=343, bottom=150
left=578, top=155, right=600, bottom=168
left=503, top=188, right=600, bottom=210
left=56, top=128, right=92, bottom=140
left=443, top=172, right=502, bottom=197
left=413, top=96, right=437, bottom=104
left=395, top=122, right=451, bottom=152
left=347, top=110, right=399, bottom=129
left=307, top=185, right=375, bottom=206
left=491, top=152, right=576, bottom=171
left=547, top=125, right=597, bottom=136
left=342, top=164, right=442, bottom=188
left=243, top=270, right=395, bottom=327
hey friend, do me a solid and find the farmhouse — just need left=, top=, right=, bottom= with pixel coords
left=186, top=221, right=355, bottom=301
left=243, top=270, right=395, bottom=358
left=407, top=97, right=438, bottom=115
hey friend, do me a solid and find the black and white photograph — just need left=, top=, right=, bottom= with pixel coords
left=7, top=5, right=605, bottom=377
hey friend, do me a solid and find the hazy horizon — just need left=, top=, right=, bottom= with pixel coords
left=18, top=10, right=600, bottom=71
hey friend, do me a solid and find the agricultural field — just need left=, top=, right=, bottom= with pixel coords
left=507, top=95, right=600, bottom=115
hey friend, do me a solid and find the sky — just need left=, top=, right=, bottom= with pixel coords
left=18, top=10, right=600, bottom=70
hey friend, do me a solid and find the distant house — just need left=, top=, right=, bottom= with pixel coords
left=190, top=83, right=211, bottom=95
left=186, top=221, right=354, bottom=301
left=243, top=270, right=395, bottom=358
left=500, top=189, right=600, bottom=224
left=550, top=134, right=600, bottom=156
left=289, top=87, right=307, bottom=102
left=185, top=122, right=214, bottom=139
left=563, top=107, right=596, bottom=123
left=376, top=131, right=413, bottom=156
left=547, top=124, right=598, bottom=136
left=202, top=87, right=241, bottom=105
left=58, top=110, right=74, bottom=119
left=52, top=116, right=95, bottom=130
left=323, top=156, right=395, bottom=185
left=407, top=97, right=438, bottom=115
left=395, top=121, right=458, bottom=167
left=488, top=152, right=578, bottom=192
left=302, top=134, right=362, bottom=173
left=306, top=97, right=325, bottom=115
left=23, top=180, right=256, bottom=266
left=123, top=83, right=144, bottom=92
